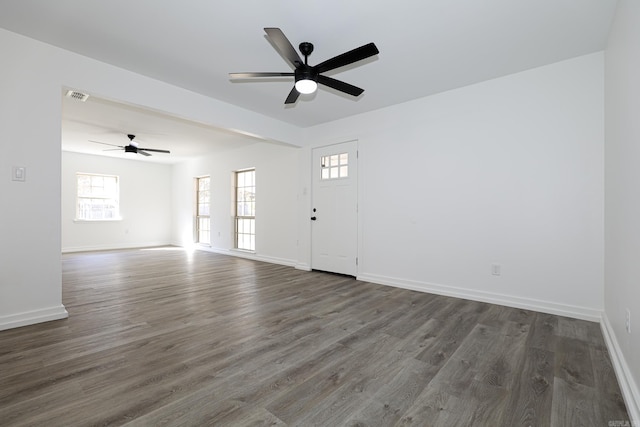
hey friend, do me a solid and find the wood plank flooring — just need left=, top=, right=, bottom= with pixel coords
left=0, top=248, right=630, bottom=426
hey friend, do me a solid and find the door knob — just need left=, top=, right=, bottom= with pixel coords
left=311, top=216, right=317, bottom=221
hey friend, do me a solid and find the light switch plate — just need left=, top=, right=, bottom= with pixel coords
left=12, top=166, right=26, bottom=182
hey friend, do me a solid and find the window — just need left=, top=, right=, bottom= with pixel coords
left=321, top=152, right=349, bottom=180
left=76, top=173, right=120, bottom=220
left=195, top=176, right=210, bottom=245
left=234, top=168, right=255, bottom=251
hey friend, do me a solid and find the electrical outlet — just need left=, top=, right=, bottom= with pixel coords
left=491, top=263, right=501, bottom=276
left=625, top=309, right=631, bottom=334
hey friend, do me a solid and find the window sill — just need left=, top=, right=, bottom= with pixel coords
left=73, top=218, right=123, bottom=223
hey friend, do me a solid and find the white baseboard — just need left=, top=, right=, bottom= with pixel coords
left=62, top=243, right=297, bottom=267
left=198, top=246, right=296, bottom=268
left=601, top=313, right=640, bottom=425
left=62, top=241, right=172, bottom=253
left=295, top=263, right=312, bottom=272
left=0, top=305, right=68, bottom=331
left=357, top=273, right=602, bottom=322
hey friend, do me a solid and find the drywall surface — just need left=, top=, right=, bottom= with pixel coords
left=62, top=151, right=173, bottom=252
left=0, top=31, right=67, bottom=329
left=172, top=141, right=299, bottom=266
left=304, top=52, right=605, bottom=320
left=604, top=0, right=640, bottom=421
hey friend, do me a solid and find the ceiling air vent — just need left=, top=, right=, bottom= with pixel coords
left=65, top=90, right=90, bottom=102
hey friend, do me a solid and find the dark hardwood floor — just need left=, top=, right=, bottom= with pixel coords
left=0, top=248, right=630, bottom=426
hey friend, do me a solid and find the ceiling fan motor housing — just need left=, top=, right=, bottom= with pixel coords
left=294, top=65, right=317, bottom=84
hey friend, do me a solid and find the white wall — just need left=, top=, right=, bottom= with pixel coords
left=172, top=141, right=299, bottom=266
left=302, top=53, right=605, bottom=320
left=62, top=151, right=173, bottom=252
left=0, top=27, right=301, bottom=330
left=0, top=31, right=67, bottom=330
left=604, top=0, right=640, bottom=421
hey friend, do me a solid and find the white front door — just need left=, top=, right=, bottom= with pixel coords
left=311, top=141, right=358, bottom=276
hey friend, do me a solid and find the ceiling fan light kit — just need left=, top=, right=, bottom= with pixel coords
left=230, top=28, right=379, bottom=104
left=295, top=78, right=317, bottom=94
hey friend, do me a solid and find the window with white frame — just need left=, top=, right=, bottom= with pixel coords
left=234, top=168, right=255, bottom=251
left=76, top=173, right=120, bottom=220
left=320, top=152, right=349, bottom=180
left=195, top=176, right=210, bottom=245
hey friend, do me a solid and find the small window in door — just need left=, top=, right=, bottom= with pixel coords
left=320, top=152, right=348, bottom=180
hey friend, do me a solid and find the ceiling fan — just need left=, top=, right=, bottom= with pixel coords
left=89, top=134, right=170, bottom=157
left=229, top=28, right=379, bottom=104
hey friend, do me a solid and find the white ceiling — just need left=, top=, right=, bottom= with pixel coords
left=0, top=0, right=618, bottom=162
left=61, top=94, right=263, bottom=165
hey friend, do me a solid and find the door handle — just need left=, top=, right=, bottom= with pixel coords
left=311, top=216, right=317, bottom=221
